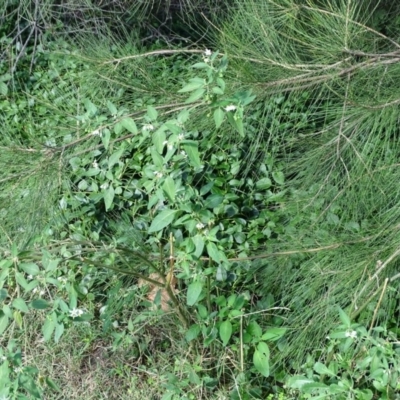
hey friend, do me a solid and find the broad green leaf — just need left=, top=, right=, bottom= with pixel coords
left=185, top=324, right=201, bottom=342
left=54, top=322, right=64, bottom=343
left=0, top=315, right=9, bottom=336
left=253, top=342, right=270, bottom=377
left=30, top=299, right=50, bottom=310
left=216, top=265, right=227, bottom=281
left=219, top=320, right=232, bottom=346
left=0, top=82, right=7, bottom=96
left=338, top=307, right=351, bottom=327
left=121, top=117, right=138, bottom=134
left=255, top=178, right=272, bottom=190
left=261, top=327, right=287, bottom=341
left=314, top=362, right=336, bottom=377
left=42, top=313, right=57, bottom=341
left=12, top=298, right=29, bottom=313
left=177, top=109, right=190, bottom=124
left=272, top=171, right=285, bottom=185
left=0, top=289, right=7, bottom=302
left=212, top=87, right=224, bottom=95
left=148, top=209, right=178, bottom=233
left=206, top=242, right=226, bottom=263
left=102, top=128, right=111, bottom=149
left=108, top=147, right=124, bottom=168
left=103, top=185, right=115, bottom=211
left=107, top=100, right=118, bottom=116
left=204, top=194, right=224, bottom=209
left=214, top=108, right=224, bottom=129
left=192, top=235, right=205, bottom=258
left=187, top=281, right=203, bottom=306
left=147, top=105, right=158, bottom=121
left=286, top=376, right=319, bottom=390
left=185, top=88, right=205, bottom=103
left=191, top=62, right=209, bottom=69
left=153, top=127, right=166, bottom=154
left=13, top=310, right=22, bottom=328
left=83, top=99, right=97, bottom=115
left=247, top=321, right=262, bottom=339
left=151, top=148, right=164, bottom=168
left=178, top=79, right=205, bottom=93
left=19, top=262, right=40, bottom=276
left=45, top=376, right=62, bottom=392
left=182, top=141, right=201, bottom=169
left=163, top=176, right=176, bottom=202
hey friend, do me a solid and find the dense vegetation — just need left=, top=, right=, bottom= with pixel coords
left=1, top=0, right=400, bottom=399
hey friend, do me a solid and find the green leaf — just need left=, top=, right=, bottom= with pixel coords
left=191, top=62, right=210, bottom=69
left=185, top=324, right=201, bottom=342
left=314, top=362, right=336, bottom=377
left=192, top=235, right=205, bottom=258
left=0, top=82, right=8, bottom=96
left=107, top=101, right=118, bottom=116
left=0, top=315, right=8, bottom=336
left=19, top=262, right=40, bottom=276
left=108, top=147, right=124, bottom=168
left=247, top=321, right=262, bottom=339
left=187, top=281, right=203, bottom=306
left=103, top=185, right=115, bottom=211
left=148, top=209, right=178, bottom=233
left=178, top=80, right=205, bottom=93
left=214, top=108, right=224, bottom=129
left=261, top=327, right=287, bottom=341
left=84, top=99, right=97, bottom=115
left=219, top=320, right=232, bottom=346
left=182, top=141, right=201, bottom=169
left=212, top=87, right=224, bottom=95
left=338, top=307, right=351, bottom=327
left=121, top=117, right=138, bottom=134
left=30, top=299, right=50, bottom=310
left=42, top=314, right=57, bottom=341
left=102, top=128, right=111, bottom=149
left=0, top=289, right=7, bottom=302
left=185, top=88, right=205, bottom=104
left=206, top=242, right=226, bottom=263
left=163, top=176, right=176, bottom=202
left=153, top=128, right=166, bottom=154
left=253, top=342, right=270, bottom=377
left=45, top=377, right=62, bottom=392
left=272, top=171, right=285, bottom=185
left=147, top=105, right=158, bottom=121
left=12, top=298, right=29, bottom=313
left=54, top=322, right=64, bottom=343
left=255, top=178, right=272, bottom=190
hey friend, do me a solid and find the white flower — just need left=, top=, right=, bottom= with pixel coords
left=153, top=171, right=163, bottom=179
left=91, top=129, right=102, bottom=136
left=27, top=275, right=33, bottom=280
left=177, top=133, right=185, bottom=141
left=196, top=222, right=205, bottom=230
left=225, top=105, right=237, bottom=112
left=112, top=320, right=119, bottom=328
left=92, top=161, right=99, bottom=169
left=345, top=330, right=357, bottom=339
left=0, top=355, right=6, bottom=362
left=204, top=49, right=212, bottom=56
left=14, top=366, right=23, bottom=374
left=203, top=57, right=210, bottom=63
left=58, top=276, right=68, bottom=284
left=100, top=183, right=109, bottom=190
left=180, top=151, right=187, bottom=158
left=163, top=140, right=173, bottom=150
left=143, top=124, right=154, bottom=131
left=69, top=308, right=84, bottom=318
